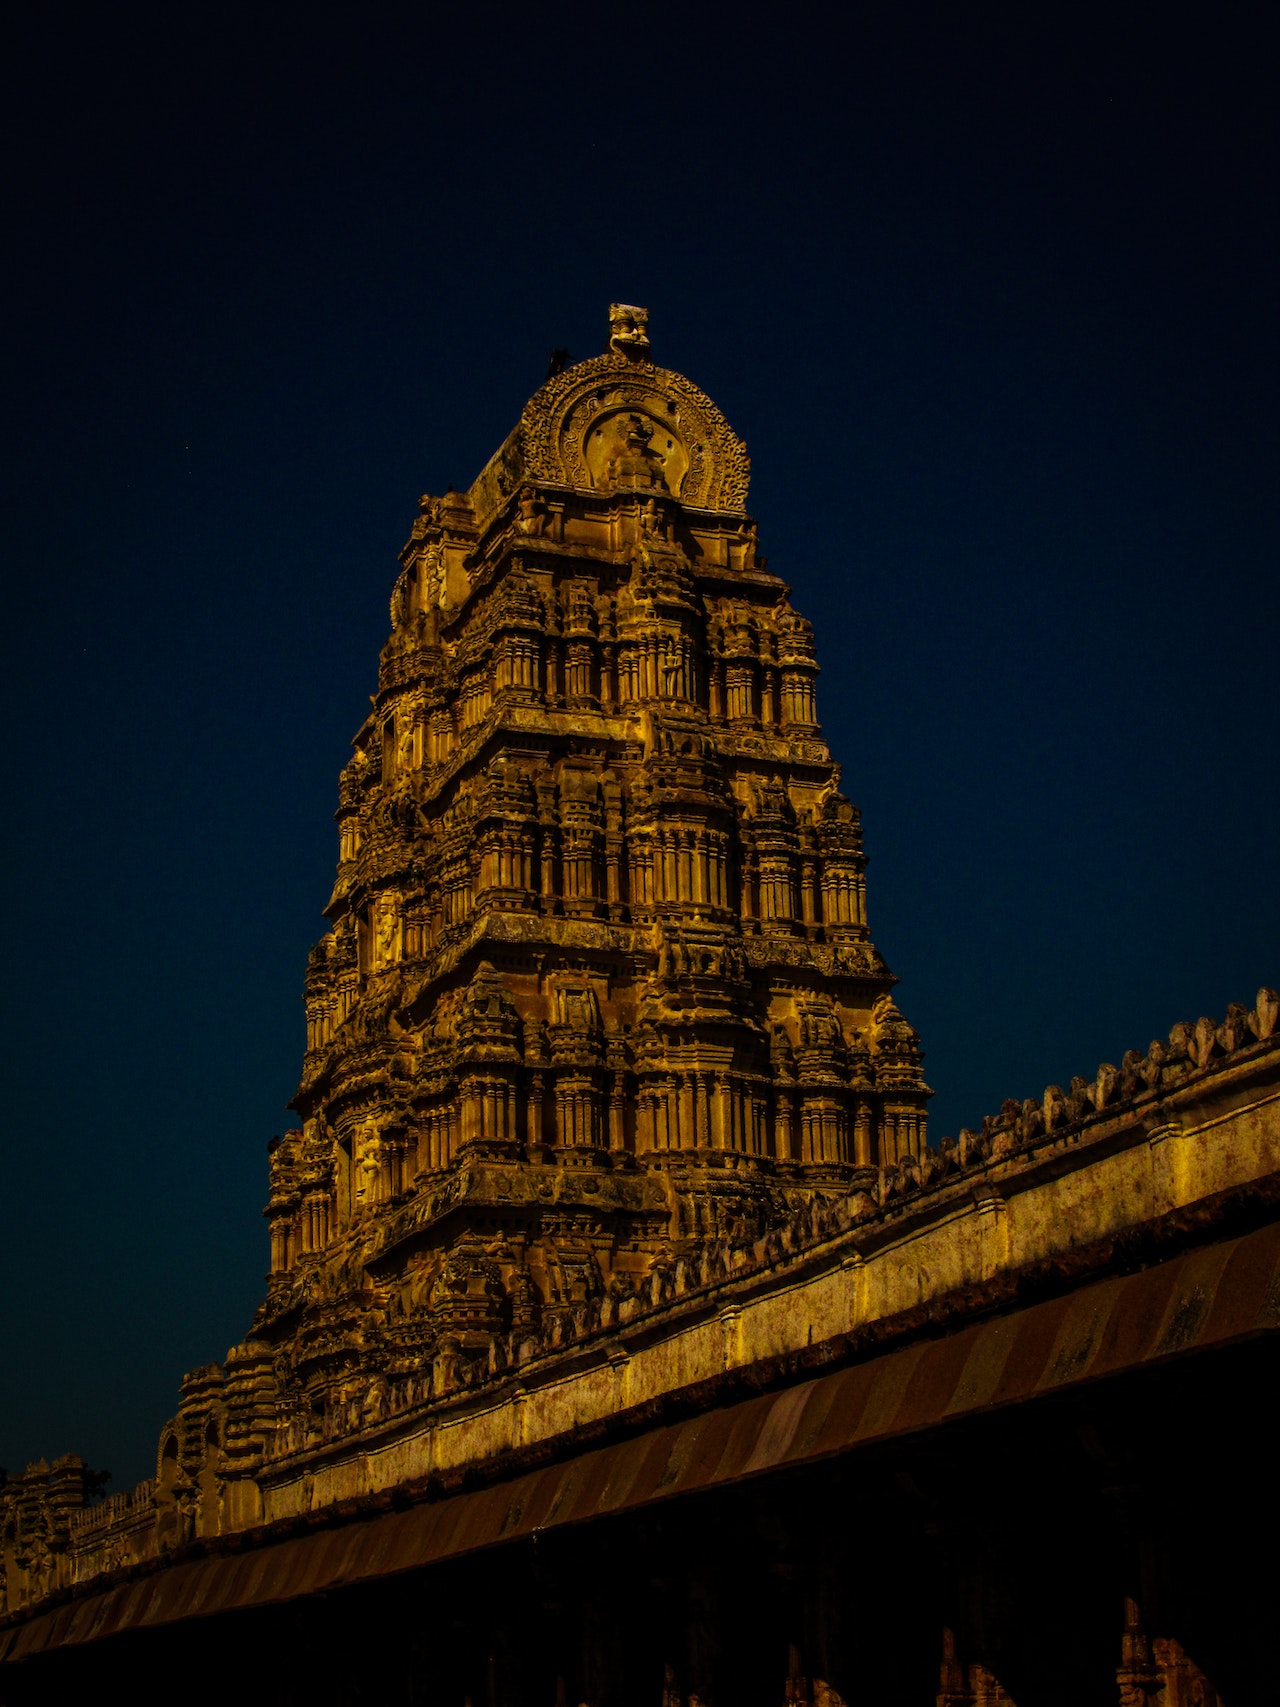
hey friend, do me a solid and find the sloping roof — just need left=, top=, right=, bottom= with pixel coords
left=5, top=1218, right=1278, bottom=1662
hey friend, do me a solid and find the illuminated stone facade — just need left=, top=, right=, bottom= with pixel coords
left=2, top=311, right=1275, bottom=1706
left=260, top=301, right=928, bottom=1414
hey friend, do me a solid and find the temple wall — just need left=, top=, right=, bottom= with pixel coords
left=252, top=1027, right=1279, bottom=1522
left=3, top=1008, right=1276, bottom=1626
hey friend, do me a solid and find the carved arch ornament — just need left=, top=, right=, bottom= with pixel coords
left=472, top=355, right=751, bottom=523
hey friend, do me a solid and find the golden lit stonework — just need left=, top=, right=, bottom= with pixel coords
left=5, top=312, right=1275, bottom=1707
left=263, top=303, right=929, bottom=1404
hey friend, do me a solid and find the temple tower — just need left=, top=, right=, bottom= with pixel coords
left=259, top=305, right=930, bottom=1404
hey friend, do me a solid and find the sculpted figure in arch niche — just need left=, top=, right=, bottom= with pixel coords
left=419, top=543, right=443, bottom=610
left=586, top=407, right=690, bottom=496
left=353, top=1118, right=381, bottom=1205
left=396, top=716, right=416, bottom=773
left=374, top=896, right=400, bottom=969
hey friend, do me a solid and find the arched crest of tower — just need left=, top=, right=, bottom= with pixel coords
left=469, top=307, right=751, bottom=528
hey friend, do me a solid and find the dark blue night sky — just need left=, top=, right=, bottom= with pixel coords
left=3, top=4, right=1276, bottom=1489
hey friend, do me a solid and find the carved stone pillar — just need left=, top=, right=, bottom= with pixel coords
left=780, top=664, right=818, bottom=728
left=609, top=1072, right=627, bottom=1153
left=726, top=661, right=757, bottom=722
left=526, top=1070, right=546, bottom=1162
left=774, top=1086, right=797, bottom=1163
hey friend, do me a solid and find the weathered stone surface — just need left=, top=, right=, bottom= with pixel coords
left=255, top=303, right=931, bottom=1432
left=2, top=314, right=1275, bottom=1707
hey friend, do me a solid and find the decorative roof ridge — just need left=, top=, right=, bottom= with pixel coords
left=932, top=985, right=1279, bottom=1166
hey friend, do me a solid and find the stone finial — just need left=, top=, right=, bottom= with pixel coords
left=608, top=302, right=651, bottom=359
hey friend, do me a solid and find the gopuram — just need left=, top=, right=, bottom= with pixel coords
left=2, top=307, right=1278, bottom=1705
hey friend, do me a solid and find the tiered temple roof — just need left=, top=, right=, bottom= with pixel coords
left=258, top=302, right=930, bottom=1416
